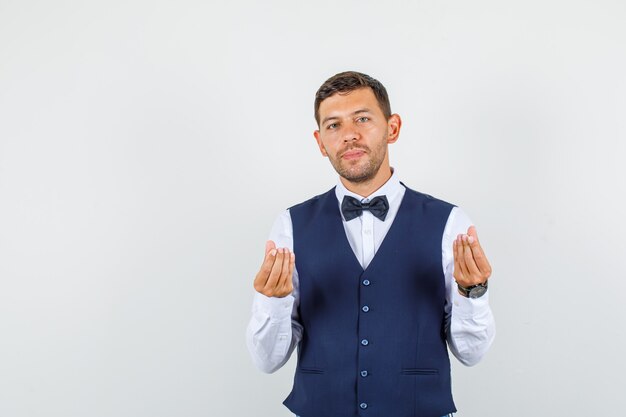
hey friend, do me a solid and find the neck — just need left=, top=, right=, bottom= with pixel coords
left=340, top=166, right=393, bottom=198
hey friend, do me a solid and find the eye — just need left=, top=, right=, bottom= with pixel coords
left=327, top=123, right=338, bottom=130
left=357, top=116, right=369, bottom=123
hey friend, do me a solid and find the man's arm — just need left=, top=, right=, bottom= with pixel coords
left=443, top=207, right=496, bottom=366
left=245, top=210, right=303, bottom=373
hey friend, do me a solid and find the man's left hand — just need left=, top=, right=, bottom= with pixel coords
left=453, top=225, right=492, bottom=288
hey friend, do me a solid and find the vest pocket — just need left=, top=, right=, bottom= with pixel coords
left=400, top=368, right=439, bottom=375
left=297, top=367, right=324, bottom=374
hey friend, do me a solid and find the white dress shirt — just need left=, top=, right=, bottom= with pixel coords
left=246, top=169, right=495, bottom=373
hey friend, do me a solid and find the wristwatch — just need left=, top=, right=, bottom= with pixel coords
left=456, top=281, right=488, bottom=299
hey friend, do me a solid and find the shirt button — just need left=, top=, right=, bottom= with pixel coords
left=360, top=402, right=368, bottom=409
left=362, top=305, right=369, bottom=312
left=361, top=339, right=369, bottom=346
left=364, top=229, right=371, bottom=235
left=360, top=370, right=368, bottom=377
left=362, top=279, right=370, bottom=286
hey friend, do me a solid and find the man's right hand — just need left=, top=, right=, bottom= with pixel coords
left=253, top=240, right=295, bottom=298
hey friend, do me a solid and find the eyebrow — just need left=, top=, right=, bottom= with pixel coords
left=321, top=108, right=372, bottom=125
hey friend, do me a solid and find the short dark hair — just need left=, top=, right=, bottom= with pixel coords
left=314, top=71, right=392, bottom=126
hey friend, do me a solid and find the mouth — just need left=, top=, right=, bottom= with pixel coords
left=341, top=148, right=367, bottom=160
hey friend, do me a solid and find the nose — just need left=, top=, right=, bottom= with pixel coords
left=342, top=125, right=360, bottom=143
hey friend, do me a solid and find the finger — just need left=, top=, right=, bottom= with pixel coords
left=452, top=240, right=465, bottom=282
left=462, top=234, right=482, bottom=279
left=276, top=248, right=291, bottom=290
left=289, top=252, right=295, bottom=278
left=264, top=248, right=285, bottom=291
left=467, top=228, right=492, bottom=277
left=278, top=251, right=294, bottom=294
left=253, top=248, right=277, bottom=291
left=455, top=235, right=470, bottom=279
left=456, top=235, right=471, bottom=278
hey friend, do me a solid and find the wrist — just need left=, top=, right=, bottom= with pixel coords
left=456, top=280, right=488, bottom=299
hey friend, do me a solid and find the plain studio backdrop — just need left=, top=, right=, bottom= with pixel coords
left=1, top=0, right=625, bottom=416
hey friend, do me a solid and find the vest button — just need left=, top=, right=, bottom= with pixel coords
left=360, top=402, right=368, bottom=409
left=362, top=305, right=370, bottom=312
left=362, top=279, right=370, bottom=286
left=360, top=370, right=368, bottom=377
left=361, top=339, right=369, bottom=346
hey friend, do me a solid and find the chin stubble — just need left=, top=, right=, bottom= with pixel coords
left=331, top=141, right=387, bottom=184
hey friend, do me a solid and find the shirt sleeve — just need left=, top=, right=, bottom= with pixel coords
left=245, top=209, right=303, bottom=373
left=442, top=206, right=496, bottom=366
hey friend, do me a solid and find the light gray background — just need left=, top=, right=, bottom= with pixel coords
left=1, top=1, right=625, bottom=416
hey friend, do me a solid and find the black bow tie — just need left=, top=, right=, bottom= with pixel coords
left=341, top=195, right=389, bottom=222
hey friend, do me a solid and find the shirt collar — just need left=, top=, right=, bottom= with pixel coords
left=334, top=167, right=404, bottom=206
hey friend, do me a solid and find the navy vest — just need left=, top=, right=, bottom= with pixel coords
left=283, top=185, right=457, bottom=417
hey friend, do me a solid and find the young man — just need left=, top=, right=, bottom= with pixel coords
left=246, top=71, right=495, bottom=417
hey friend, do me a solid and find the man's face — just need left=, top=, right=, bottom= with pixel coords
left=314, top=87, right=400, bottom=184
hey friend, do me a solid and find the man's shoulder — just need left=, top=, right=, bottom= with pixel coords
left=287, top=187, right=336, bottom=212
left=402, top=183, right=457, bottom=210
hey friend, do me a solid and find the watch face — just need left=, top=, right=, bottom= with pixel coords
left=469, top=285, right=488, bottom=299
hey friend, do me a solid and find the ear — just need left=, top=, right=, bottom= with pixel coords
left=386, top=114, right=402, bottom=144
left=313, top=130, right=328, bottom=157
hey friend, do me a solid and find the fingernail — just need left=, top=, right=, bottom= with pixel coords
left=270, top=249, right=277, bottom=256
left=468, top=236, right=475, bottom=244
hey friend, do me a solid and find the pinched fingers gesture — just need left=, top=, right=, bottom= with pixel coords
left=452, top=226, right=492, bottom=288
left=253, top=240, right=296, bottom=298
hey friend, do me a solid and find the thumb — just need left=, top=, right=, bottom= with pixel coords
left=467, top=225, right=479, bottom=243
left=265, top=240, right=276, bottom=255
